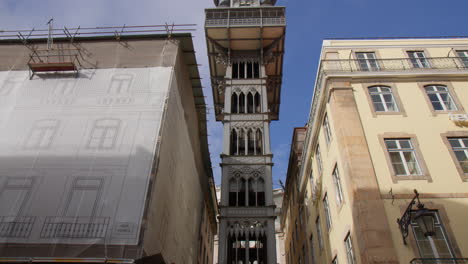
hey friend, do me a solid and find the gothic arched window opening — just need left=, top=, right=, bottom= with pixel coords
left=230, top=128, right=263, bottom=156
left=239, top=92, right=246, bottom=114
left=231, top=93, right=238, bottom=113
left=231, top=90, right=261, bottom=114
left=254, top=92, right=261, bottom=113
left=247, top=92, right=254, bottom=113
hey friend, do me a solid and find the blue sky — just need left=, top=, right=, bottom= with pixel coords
left=1, top=0, right=468, bottom=188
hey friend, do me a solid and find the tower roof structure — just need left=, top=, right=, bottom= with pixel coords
left=205, top=3, right=286, bottom=120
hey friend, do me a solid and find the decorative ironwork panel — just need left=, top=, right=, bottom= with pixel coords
left=0, top=216, right=35, bottom=238
left=40, top=216, right=110, bottom=238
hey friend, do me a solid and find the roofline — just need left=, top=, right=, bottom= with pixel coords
left=323, top=35, right=468, bottom=41
left=0, top=33, right=194, bottom=44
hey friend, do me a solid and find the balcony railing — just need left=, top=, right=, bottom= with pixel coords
left=410, top=258, right=468, bottom=264
left=40, top=216, right=110, bottom=238
left=206, top=8, right=286, bottom=27
left=0, top=216, right=36, bottom=238
left=321, top=57, right=468, bottom=73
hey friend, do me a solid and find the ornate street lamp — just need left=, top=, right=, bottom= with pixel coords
left=397, top=189, right=436, bottom=244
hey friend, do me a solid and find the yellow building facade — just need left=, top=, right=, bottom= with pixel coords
left=282, top=38, right=468, bottom=264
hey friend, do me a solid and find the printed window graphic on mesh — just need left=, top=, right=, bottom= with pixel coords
left=24, top=119, right=60, bottom=150
left=87, top=119, right=121, bottom=150
left=108, top=74, right=133, bottom=94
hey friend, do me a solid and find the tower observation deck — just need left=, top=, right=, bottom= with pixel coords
left=205, top=0, right=285, bottom=263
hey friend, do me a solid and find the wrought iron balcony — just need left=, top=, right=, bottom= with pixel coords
left=205, top=8, right=286, bottom=27
left=40, top=216, right=110, bottom=238
left=321, top=57, right=468, bottom=73
left=0, top=216, right=36, bottom=238
left=410, top=258, right=468, bottom=264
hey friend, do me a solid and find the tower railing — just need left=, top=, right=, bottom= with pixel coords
left=205, top=7, right=286, bottom=27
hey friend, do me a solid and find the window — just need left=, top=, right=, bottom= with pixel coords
left=385, top=139, right=422, bottom=176
left=345, top=234, right=356, bottom=264
left=0, top=178, right=34, bottom=216
left=230, top=128, right=263, bottom=155
left=332, top=166, right=345, bottom=205
left=456, top=50, right=468, bottom=68
left=309, top=235, right=316, bottom=264
left=411, top=211, right=455, bottom=259
left=228, top=177, right=246, bottom=206
left=108, top=74, right=133, bottom=94
left=230, top=175, right=264, bottom=207
left=407, top=51, right=430, bottom=68
left=332, top=256, right=339, bottom=264
left=24, top=119, right=60, bottom=150
left=323, top=194, right=332, bottom=230
left=231, top=91, right=261, bottom=114
left=316, top=145, right=323, bottom=175
left=87, top=119, right=121, bottom=150
left=323, top=114, right=332, bottom=145
left=64, top=178, right=103, bottom=217
left=368, top=86, right=399, bottom=112
left=424, top=85, right=457, bottom=111
left=448, top=137, right=468, bottom=174
left=316, top=216, right=323, bottom=250
left=355, top=52, right=379, bottom=71
left=232, top=61, right=260, bottom=79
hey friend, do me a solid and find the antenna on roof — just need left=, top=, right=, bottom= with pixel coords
left=47, top=18, right=54, bottom=50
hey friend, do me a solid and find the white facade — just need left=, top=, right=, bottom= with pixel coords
left=0, top=68, right=170, bottom=245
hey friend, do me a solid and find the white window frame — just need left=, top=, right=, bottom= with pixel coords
left=456, top=50, right=468, bottom=68
left=323, top=193, right=332, bottom=230
left=316, top=145, right=323, bottom=175
left=368, top=86, right=399, bottom=112
left=424, top=85, right=457, bottom=111
left=316, top=216, right=324, bottom=250
left=332, top=166, right=345, bottom=205
left=408, top=51, right=430, bottom=68
left=355, top=52, right=380, bottom=71
left=385, top=139, right=422, bottom=176
left=411, top=211, right=455, bottom=259
left=344, top=234, right=356, bottom=264
left=323, top=114, right=332, bottom=145
left=448, top=137, right=468, bottom=174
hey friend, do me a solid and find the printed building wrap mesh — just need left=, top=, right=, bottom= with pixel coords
left=0, top=67, right=172, bottom=256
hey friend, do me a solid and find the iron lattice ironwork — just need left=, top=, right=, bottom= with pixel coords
left=410, top=258, right=468, bottom=264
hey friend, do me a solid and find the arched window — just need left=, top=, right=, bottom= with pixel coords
left=255, top=129, right=263, bottom=155
left=257, top=178, right=265, bottom=206
left=247, top=92, right=254, bottom=113
left=248, top=178, right=256, bottom=206
left=247, top=177, right=265, bottom=206
left=229, top=178, right=238, bottom=206
left=247, top=129, right=255, bottom=155
left=238, top=178, right=246, bottom=206
left=239, top=92, right=245, bottom=113
left=424, top=85, right=457, bottom=111
left=254, top=92, right=261, bottom=113
left=230, top=129, right=238, bottom=155
left=231, top=93, right=238, bottom=113
left=238, top=129, right=246, bottom=155
left=368, top=86, right=398, bottom=112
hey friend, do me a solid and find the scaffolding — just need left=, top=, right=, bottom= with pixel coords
left=0, top=23, right=197, bottom=79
